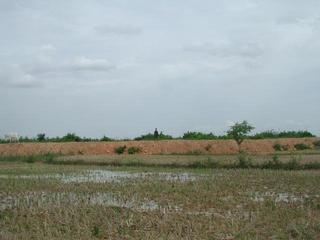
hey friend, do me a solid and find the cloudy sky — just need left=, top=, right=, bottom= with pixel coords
left=0, top=0, right=319, bottom=138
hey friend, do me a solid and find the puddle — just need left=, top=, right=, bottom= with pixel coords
left=0, top=170, right=200, bottom=183
left=250, top=192, right=315, bottom=203
left=0, top=191, right=182, bottom=213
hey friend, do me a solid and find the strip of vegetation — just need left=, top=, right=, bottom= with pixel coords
left=314, top=140, right=320, bottom=149
left=294, top=143, right=311, bottom=151
left=49, top=157, right=320, bottom=170
left=0, top=153, right=59, bottom=164
left=2, top=153, right=318, bottom=170
left=134, top=132, right=173, bottom=140
left=0, top=123, right=316, bottom=144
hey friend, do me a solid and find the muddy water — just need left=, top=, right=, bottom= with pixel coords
left=250, top=191, right=319, bottom=203
left=0, top=191, right=182, bottom=213
left=0, top=170, right=196, bottom=212
left=0, top=170, right=200, bottom=183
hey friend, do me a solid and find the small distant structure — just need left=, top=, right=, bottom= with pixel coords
left=4, top=133, right=20, bottom=143
left=154, top=128, right=159, bottom=139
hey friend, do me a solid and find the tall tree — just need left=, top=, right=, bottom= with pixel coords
left=227, top=121, right=254, bottom=151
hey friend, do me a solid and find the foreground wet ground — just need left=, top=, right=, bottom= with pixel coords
left=0, top=163, right=319, bottom=239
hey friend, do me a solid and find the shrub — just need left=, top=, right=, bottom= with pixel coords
left=313, top=140, right=320, bottom=149
left=114, top=145, right=126, bottom=154
left=237, top=151, right=252, bottom=168
left=273, top=143, right=282, bottom=151
left=135, top=132, right=173, bottom=141
left=43, top=153, right=56, bottom=164
left=294, top=143, right=310, bottom=151
left=273, top=143, right=289, bottom=151
left=100, top=135, right=113, bottom=142
left=186, top=149, right=203, bottom=155
left=286, top=155, right=301, bottom=170
left=264, top=154, right=281, bottom=169
left=182, top=132, right=217, bottom=140
left=252, top=130, right=314, bottom=139
left=37, top=133, right=46, bottom=142
left=25, top=156, right=36, bottom=163
left=61, top=133, right=82, bottom=142
left=204, top=144, right=212, bottom=151
left=92, top=226, right=101, bottom=238
left=128, top=146, right=142, bottom=154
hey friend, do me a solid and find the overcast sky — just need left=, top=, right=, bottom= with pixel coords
left=0, top=0, right=319, bottom=138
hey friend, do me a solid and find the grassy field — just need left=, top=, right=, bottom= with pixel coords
left=0, top=154, right=320, bottom=239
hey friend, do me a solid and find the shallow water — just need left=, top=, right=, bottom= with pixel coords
left=0, top=191, right=182, bottom=212
left=0, top=170, right=200, bottom=183
left=250, top=191, right=317, bottom=203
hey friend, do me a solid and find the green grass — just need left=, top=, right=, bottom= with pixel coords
left=1, top=152, right=320, bottom=170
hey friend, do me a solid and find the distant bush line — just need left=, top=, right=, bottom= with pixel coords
left=0, top=130, right=316, bottom=144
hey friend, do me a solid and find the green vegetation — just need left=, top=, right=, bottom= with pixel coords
left=2, top=153, right=320, bottom=170
left=0, top=126, right=316, bottom=144
left=227, top=121, right=254, bottom=151
left=37, top=133, right=46, bottom=142
left=134, top=132, right=173, bottom=140
left=0, top=153, right=58, bottom=164
left=251, top=130, right=315, bottom=139
left=100, top=135, right=113, bottom=142
left=182, top=132, right=218, bottom=140
left=313, top=140, right=320, bottom=149
left=273, top=143, right=289, bottom=151
left=127, top=146, right=142, bottom=154
left=114, top=145, right=127, bottom=154
left=294, top=143, right=311, bottom=151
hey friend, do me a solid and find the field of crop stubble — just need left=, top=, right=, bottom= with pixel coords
left=0, top=152, right=320, bottom=239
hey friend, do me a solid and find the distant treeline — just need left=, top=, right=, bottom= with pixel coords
left=0, top=130, right=315, bottom=143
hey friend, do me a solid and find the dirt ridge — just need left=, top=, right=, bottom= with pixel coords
left=0, top=138, right=318, bottom=156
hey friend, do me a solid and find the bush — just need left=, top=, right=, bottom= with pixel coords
left=273, top=143, right=282, bottom=151
left=263, top=154, right=281, bottom=169
left=61, top=133, right=82, bottom=142
left=128, top=146, right=142, bottom=154
left=186, top=149, right=203, bottom=155
left=294, top=143, right=310, bottom=151
left=286, top=155, right=301, bottom=170
left=25, top=155, right=36, bottom=163
left=313, top=140, right=320, bottom=149
left=252, top=130, right=314, bottom=139
left=204, top=144, right=212, bottom=151
left=37, top=133, right=46, bottom=142
left=100, top=135, right=113, bottom=142
left=237, top=151, right=252, bottom=168
left=135, top=133, right=173, bottom=141
left=114, top=145, right=126, bottom=154
left=182, top=132, right=217, bottom=140
left=273, top=143, right=289, bottom=151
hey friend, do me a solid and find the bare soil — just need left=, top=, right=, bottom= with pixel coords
left=0, top=138, right=318, bottom=156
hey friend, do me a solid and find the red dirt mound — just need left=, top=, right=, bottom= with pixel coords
left=0, top=138, right=318, bottom=156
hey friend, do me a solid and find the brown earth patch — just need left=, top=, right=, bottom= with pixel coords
left=0, top=138, right=318, bottom=156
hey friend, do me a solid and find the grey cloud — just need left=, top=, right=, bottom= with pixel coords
left=277, top=15, right=320, bottom=28
left=0, top=69, right=41, bottom=88
left=0, top=0, right=319, bottom=137
left=184, top=42, right=263, bottom=58
left=27, top=57, right=115, bottom=75
left=0, top=56, right=115, bottom=89
left=94, top=24, right=141, bottom=35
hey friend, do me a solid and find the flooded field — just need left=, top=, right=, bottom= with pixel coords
left=0, top=162, right=320, bottom=239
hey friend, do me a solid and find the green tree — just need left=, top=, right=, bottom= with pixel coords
left=227, top=121, right=254, bottom=151
left=37, top=133, right=46, bottom=142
